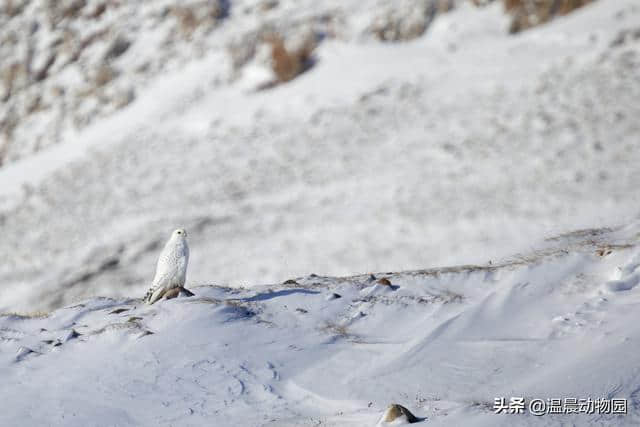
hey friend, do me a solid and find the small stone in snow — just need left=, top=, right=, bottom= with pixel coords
left=137, top=330, right=154, bottom=339
left=376, top=278, right=392, bottom=287
left=596, top=247, right=613, bottom=257
left=62, top=329, right=81, bottom=342
left=15, top=346, right=37, bottom=362
left=379, top=403, right=419, bottom=424
left=351, top=311, right=366, bottom=320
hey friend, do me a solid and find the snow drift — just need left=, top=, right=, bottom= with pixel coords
left=1, top=222, right=640, bottom=426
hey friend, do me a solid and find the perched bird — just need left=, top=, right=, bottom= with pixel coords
left=143, top=228, right=190, bottom=305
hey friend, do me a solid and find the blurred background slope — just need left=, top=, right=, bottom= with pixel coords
left=0, top=0, right=639, bottom=312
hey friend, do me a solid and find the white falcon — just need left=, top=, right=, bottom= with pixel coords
left=143, top=228, right=190, bottom=304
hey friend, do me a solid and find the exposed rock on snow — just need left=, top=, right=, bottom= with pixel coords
left=14, top=346, right=37, bottom=363
left=377, top=403, right=420, bottom=425
left=62, top=328, right=81, bottom=342
left=376, top=278, right=393, bottom=287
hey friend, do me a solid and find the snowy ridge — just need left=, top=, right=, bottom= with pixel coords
left=2, top=222, right=640, bottom=426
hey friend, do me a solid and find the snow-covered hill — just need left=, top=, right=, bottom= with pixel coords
left=2, top=222, right=640, bottom=426
left=0, top=0, right=454, bottom=165
left=1, top=0, right=639, bottom=314
left=2, top=1, right=640, bottom=423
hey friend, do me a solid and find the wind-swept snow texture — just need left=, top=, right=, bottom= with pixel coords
left=1, top=222, right=640, bottom=426
left=0, top=1, right=639, bottom=313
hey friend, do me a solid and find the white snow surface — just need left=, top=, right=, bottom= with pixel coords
left=2, top=1, right=640, bottom=425
left=1, top=0, right=640, bottom=313
left=1, top=0, right=639, bottom=313
left=2, top=222, right=640, bottom=426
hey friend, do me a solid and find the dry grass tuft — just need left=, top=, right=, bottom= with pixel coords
left=3, top=0, right=28, bottom=17
left=186, top=296, right=223, bottom=305
left=437, top=290, right=464, bottom=304
left=1, top=62, right=28, bottom=102
left=170, top=1, right=228, bottom=37
left=265, top=33, right=316, bottom=84
left=0, top=311, right=50, bottom=319
left=321, top=322, right=350, bottom=338
left=503, top=0, right=595, bottom=33
left=93, top=64, right=117, bottom=87
left=370, top=4, right=433, bottom=42
left=227, top=29, right=318, bottom=89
